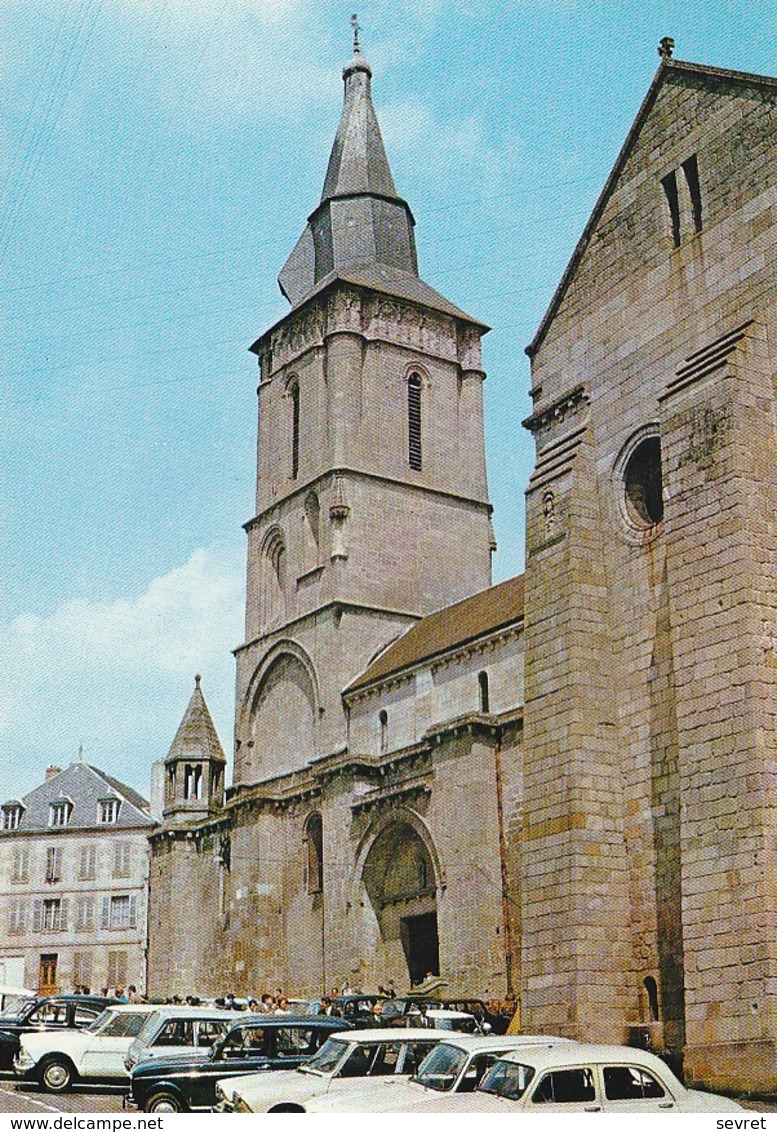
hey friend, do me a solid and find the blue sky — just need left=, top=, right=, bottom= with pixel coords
left=2, top=0, right=774, bottom=800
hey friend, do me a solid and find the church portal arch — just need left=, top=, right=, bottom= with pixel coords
left=351, top=808, right=443, bottom=987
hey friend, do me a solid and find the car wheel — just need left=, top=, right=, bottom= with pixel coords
left=39, top=1057, right=74, bottom=1093
left=268, top=1105, right=305, bottom=1112
left=145, top=1091, right=183, bottom=1113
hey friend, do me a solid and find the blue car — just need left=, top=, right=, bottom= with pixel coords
left=127, top=1014, right=351, bottom=1112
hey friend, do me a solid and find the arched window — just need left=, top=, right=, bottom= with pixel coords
left=290, top=380, right=300, bottom=479
left=304, top=492, right=320, bottom=570
left=478, top=671, right=490, bottom=713
left=262, top=529, right=287, bottom=626
left=184, top=764, right=202, bottom=800
left=407, top=373, right=422, bottom=470
left=643, top=976, right=660, bottom=1022
left=305, top=813, right=323, bottom=894
left=379, top=709, right=388, bottom=754
left=623, top=436, right=664, bottom=528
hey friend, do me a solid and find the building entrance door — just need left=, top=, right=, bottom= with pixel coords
left=39, top=954, right=58, bottom=996
left=400, top=912, right=440, bottom=985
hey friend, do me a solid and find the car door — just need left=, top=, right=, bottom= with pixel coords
left=526, top=1065, right=603, bottom=1112
left=27, top=1001, right=69, bottom=1034
left=455, top=1050, right=504, bottom=1093
left=189, top=1026, right=272, bottom=1108
left=600, top=1063, right=678, bottom=1112
left=80, top=1012, right=147, bottom=1078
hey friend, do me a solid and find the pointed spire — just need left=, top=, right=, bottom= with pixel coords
left=278, top=27, right=418, bottom=306
left=166, top=674, right=226, bottom=766
left=319, top=39, right=398, bottom=203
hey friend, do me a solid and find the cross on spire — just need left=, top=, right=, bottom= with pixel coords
left=351, top=13, right=361, bottom=54
left=658, top=36, right=675, bottom=59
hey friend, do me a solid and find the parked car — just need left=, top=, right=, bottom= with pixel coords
left=390, top=1043, right=746, bottom=1113
left=329, top=995, right=388, bottom=1027
left=126, top=1015, right=351, bottom=1112
left=381, top=996, right=510, bottom=1035
left=14, top=1004, right=158, bottom=1091
left=0, top=985, right=35, bottom=1016
left=124, top=1006, right=236, bottom=1072
left=216, top=1027, right=445, bottom=1112
left=388, top=1008, right=486, bottom=1033
left=303, top=1033, right=574, bottom=1112
left=0, top=996, right=113, bottom=1071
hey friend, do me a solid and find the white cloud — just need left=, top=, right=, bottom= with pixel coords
left=0, top=543, right=244, bottom=799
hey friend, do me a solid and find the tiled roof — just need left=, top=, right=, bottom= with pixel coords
left=0, top=762, right=155, bottom=834
left=347, top=575, right=525, bottom=693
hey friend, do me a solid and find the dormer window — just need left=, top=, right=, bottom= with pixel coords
left=98, top=798, right=120, bottom=824
left=2, top=802, right=23, bottom=830
left=49, top=799, right=73, bottom=828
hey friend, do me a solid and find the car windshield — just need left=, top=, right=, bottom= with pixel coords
left=86, top=1010, right=148, bottom=1038
left=85, top=1009, right=112, bottom=1033
left=299, top=1038, right=348, bottom=1076
left=413, top=1043, right=467, bottom=1092
left=478, top=1059, right=535, bottom=1100
left=133, top=1011, right=163, bottom=1045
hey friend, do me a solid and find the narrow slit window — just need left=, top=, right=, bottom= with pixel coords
left=478, top=671, right=490, bottom=714
left=661, top=171, right=681, bottom=247
left=379, top=709, right=388, bottom=754
left=291, top=382, right=300, bottom=479
left=681, top=155, right=702, bottom=233
left=408, top=374, right=422, bottom=470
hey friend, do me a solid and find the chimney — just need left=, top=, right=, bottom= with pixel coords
left=45, top=765, right=62, bottom=781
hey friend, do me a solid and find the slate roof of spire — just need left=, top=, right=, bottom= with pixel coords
left=165, top=675, right=226, bottom=765
left=274, top=46, right=484, bottom=331
left=320, top=53, right=399, bottom=203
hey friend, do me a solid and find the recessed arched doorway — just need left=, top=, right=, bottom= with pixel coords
left=359, top=818, right=440, bottom=986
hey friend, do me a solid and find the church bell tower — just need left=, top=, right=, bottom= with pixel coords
left=234, top=34, right=494, bottom=786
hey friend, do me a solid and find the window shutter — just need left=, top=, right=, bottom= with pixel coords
left=89, top=844, right=96, bottom=878
left=129, top=895, right=137, bottom=929
left=87, top=897, right=95, bottom=930
left=60, top=898, right=69, bottom=932
left=33, top=898, right=42, bottom=932
left=19, top=900, right=27, bottom=933
left=101, top=896, right=111, bottom=930
left=55, top=847, right=63, bottom=878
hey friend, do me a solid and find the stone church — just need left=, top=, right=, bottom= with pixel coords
left=147, top=44, right=776, bottom=1094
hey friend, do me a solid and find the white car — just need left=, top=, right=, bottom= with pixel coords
left=303, top=1033, right=574, bottom=1112
left=393, top=1044, right=746, bottom=1114
left=15, top=1004, right=157, bottom=1092
left=217, top=1027, right=445, bottom=1112
left=388, top=1008, right=486, bottom=1034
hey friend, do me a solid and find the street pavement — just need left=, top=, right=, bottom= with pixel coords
left=0, top=1073, right=125, bottom=1114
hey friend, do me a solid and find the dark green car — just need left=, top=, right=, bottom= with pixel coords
left=126, top=1015, right=351, bottom=1112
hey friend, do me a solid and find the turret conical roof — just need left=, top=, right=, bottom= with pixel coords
left=165, top=675, right=226, bottom=765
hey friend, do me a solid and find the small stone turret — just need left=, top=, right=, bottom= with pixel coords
left=163, top=675, right=226, bottom=823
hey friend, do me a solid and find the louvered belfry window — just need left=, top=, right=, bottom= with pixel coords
left=408, top=373, right=422, bottom=470
left=291, top=382, right=300, bottom=479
